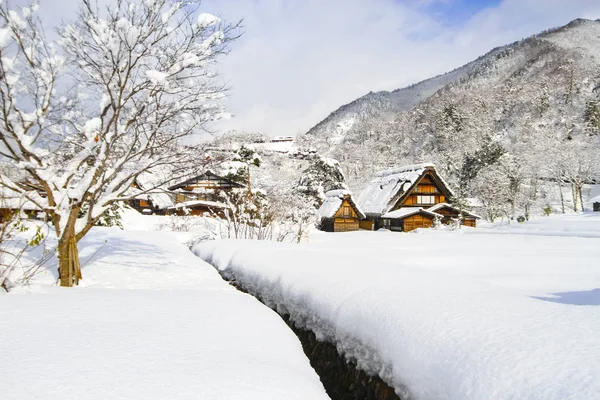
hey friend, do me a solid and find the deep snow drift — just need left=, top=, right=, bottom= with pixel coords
left=1, top=227, right=328, bottom=400
left=193, top=213, right=600, bottom=400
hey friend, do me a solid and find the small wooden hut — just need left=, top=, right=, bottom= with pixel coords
left=318, top=190, right=365, bottom=232
left=380, top=208, right=443, bottom=232
left=428, top=203, right=480, bottom=227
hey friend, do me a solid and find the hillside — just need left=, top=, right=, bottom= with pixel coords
left=298, top=19, right=600, bottom=195
left=302, top=56, right=484, bottom=146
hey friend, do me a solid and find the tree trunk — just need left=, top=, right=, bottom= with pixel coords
left=571, top=183, right=578, bottom=212
left=558, top=179, right=565, bottom=214
left=58, top=228, right=82, bottom=287
left=579, top=185, right=585, bottom=212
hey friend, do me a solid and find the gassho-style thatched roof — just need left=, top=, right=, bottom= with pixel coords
left=318, top=190, right=365, bottom=219
left=357, top=163, right=454, bottom=217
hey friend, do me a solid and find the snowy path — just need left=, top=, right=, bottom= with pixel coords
left=194, top=213, right=600, bottom=400
left=0, top=229, right=329, bottom=400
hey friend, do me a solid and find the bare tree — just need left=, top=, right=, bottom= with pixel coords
left=0, top=0, right=239, bottom=286
left=558, top=141, right=599, bottom=212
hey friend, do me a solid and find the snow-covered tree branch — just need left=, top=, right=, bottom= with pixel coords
left=0, top=0, right=239, bottom=286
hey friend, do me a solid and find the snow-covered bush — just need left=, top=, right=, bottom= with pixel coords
left=0, top=213, right=50, bottom=292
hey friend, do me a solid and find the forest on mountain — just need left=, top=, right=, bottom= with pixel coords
left=292, top=18, right=600, bottom=220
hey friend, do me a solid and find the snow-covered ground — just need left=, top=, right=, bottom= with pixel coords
left=1, top=224, right=328, bottom=399
left=193, top=213, right=600, bottom=400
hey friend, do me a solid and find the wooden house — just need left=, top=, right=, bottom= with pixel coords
left=0, top=190, right=40, bottom=222
left=318, top=190, right=365, bottom=232
left=357, top=163, right=477, bottom=232
left=129, top=170, right=245, bottom=216
left=167, top=171, right=244, bottom=203
left=165, top=171, right=244, bottom=216
left=0, top=186, right=44, bottom=222
left=128, top=176, right=175, bottom=215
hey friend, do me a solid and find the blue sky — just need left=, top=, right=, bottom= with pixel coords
left=415, top=0, right=502, bottom=25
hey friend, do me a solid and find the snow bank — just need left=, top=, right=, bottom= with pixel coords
left=193, top=213, right=600, bottom=400
left=1, top=228, right=328, bottom=400
left=471, top=212, right=600, bottom=238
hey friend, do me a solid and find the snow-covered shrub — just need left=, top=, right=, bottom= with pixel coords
left=0, top=214, right=50, bottom=292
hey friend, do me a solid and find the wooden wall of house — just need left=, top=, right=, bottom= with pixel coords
left=464, top=219, right=476, bottom=227
left=359, top=220, right=374, bottom=230
left=330, top=199, right=360, bottom=232
left=403, top=194, right=446, bottom=207
left=397, top=174, right=446, bottom=209
left=333, top=218, right=359, bottom=232
left=334, top=200, right=358, bottom=218
left=403, top=214, right=434, bottom=232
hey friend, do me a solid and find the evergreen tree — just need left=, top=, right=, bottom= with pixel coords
left=296, top=156, right=348, bottom=208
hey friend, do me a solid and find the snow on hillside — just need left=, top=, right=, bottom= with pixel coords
left=301, top=60, right=478, bottom=152
left=194, top=213, right=600, bottom=400
left=471, top=212, right=600, bottom=238
left=0, top=225, right=329, bottom=400
left=298, top=19, right=600, bottom=194
left=252, top=140, right=296, bottom=153
left=545, top=18, right=600, bottom=55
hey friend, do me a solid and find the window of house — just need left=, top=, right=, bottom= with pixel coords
left=341, top=206, right=352, bottom=217
left=417, top=195, right=435, bottom=204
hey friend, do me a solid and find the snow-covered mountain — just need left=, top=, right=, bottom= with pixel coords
left=299, top=18, right=600, bottom=190
left=302, top=59, right=481, bottom=146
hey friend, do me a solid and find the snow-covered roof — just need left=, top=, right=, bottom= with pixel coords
left=324, top=189, right=352, bottom=198
left=167, top=170, right=244, bottom=191
left=0, top=187, right=41, bottom=211
left=381, top=207, right=443, bottom=219
left=168, top=199, right=231, bottom=210
left=318, top=190, right=365, bottom=219
left=428, top=203, right=482, bottom=219
left=132, top=170, right=176, bottom=209
left=358, top=163, right=439, bottom=216
left=375, top=163, right=435, bottom=177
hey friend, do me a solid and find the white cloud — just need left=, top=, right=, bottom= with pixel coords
left=29, top=0, right=600, bottom=137
left=202, top=0, right=600, bottom=137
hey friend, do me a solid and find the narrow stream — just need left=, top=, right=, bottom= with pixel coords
left=226, top=278, right=402, bottom=400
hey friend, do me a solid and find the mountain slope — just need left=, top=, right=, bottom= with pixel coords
left=303, top=59, right=481, bottom=146
left=299, top=18, right=600, bottom=191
